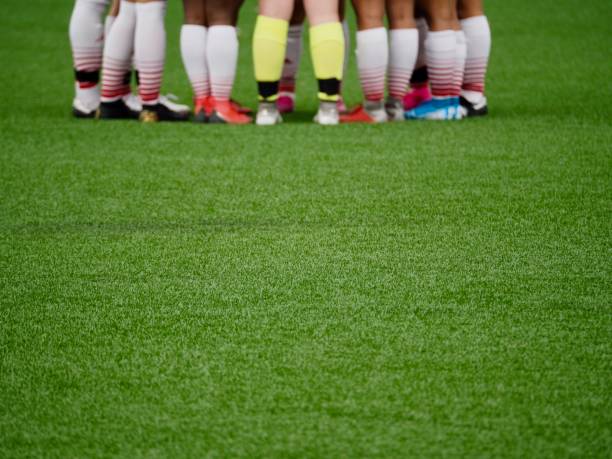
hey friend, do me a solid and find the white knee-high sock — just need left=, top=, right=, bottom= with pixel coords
left=280, top=24, right=303, bottom=93
left=425, top=30, right=456, bottom=98
left=341, top=19, right=350, bottom=91
left=180, top=24, right=209, bottom=100
left=69, top=0, right=109, bottom=106
left=207, top=25, right=238, bottom=102
left=356, top=27, right=388, bottom=102
left=453, top=30, right=467, bottom=97
left=388, top=28, right=418, bottom=100
left=69, top=0, right=109, bottom=76
left=104, top=14, right=116, bottom=39
left=461, top=15, right=491, bottom=95
left=134, top=1, right=166, bottom=105
left=101, top=0, right=136, bottom=102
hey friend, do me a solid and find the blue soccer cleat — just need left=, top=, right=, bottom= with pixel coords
left=405, top=97, right=463, bottom=120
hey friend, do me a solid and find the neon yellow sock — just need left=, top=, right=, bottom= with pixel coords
left=253, top=15, right=289, bottom=101
left=310, top=22, right=345, bottom=102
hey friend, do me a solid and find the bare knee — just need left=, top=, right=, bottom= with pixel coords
left=457, top=0, right=483, bottom=19
left=183, top=0, right=205, bottom=25
left=351, top=0, right=385, bottom=30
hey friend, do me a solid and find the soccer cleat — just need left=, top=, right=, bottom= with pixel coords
left=160, top=94, right=191, bottom=116
left=340, top=100, right=388, bottom=124
left=97, top=99, right=139, bottom=120
left=230, top=99, right=253, bottom=115
left=460, top=93, right=488, bottom=117
left=208, top=99, right=253, bottom=124
left=256, top=102, right=282, bottom=126
left=385, top=98, right=405, bottom=121
left=403, top=85, right=432, bottom=110
left=313, top=101, right=339, bottom=125
left=72, top=83, right=100, bottom=118
left=193, top=97, right=210, bottom=123
left=72, top=97, right=98, bottom=118
left=139, top=102, right=190, bottom=123
left=277, top=92, right=295, bottom=114
left=405, top=97, right=463, bottom=120
left=123, top=93, right=142, bottom=112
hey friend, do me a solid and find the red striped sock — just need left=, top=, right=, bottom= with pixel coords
left=425, top=30, right=456, bottom=98
left=134, top=1, right=166, bottom=105
left=461, top=16, right=491, bottom=94
left=100, top=1, right=135, bottom=102
left=388, top=28, right=418, bottom=100
left=207, top=25, right=238, bottom=102
left=357, top=27, right=388, bottom=102
left=452, top=31, right=467, bottom=97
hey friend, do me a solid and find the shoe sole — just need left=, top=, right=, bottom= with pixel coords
left=72, top=107, right=96, bottom=119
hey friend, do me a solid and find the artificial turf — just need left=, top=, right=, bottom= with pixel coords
left=1, top=0, right=611, bottom=457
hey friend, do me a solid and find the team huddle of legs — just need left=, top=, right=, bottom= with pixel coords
left=69, top=0, right=491, bottom=125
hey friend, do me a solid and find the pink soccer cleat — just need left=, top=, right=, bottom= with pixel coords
left=403, top=84, right=432, bottom=111
left=277, top=92, right=295, bottom=114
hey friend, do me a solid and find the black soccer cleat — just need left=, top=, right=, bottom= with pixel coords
left=460, top=95, right=489, bottom=117
left=96, top=99, right=139, bottom=120
left=139, top=103, right=190, bottom=123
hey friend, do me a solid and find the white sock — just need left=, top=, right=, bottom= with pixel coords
left=180, top=24, right=209, bottom=100
left=453, top=30, right=467, bottom=97
left=69, top=0, right=109, bottom=98
left=341, top=19, right=350, bottom=92
left=134, top=1, right=166, bottom=105
left=424, top=30, right=456, bottom=98
left=104, top=14, right=116, bottom=39
left=461, top=15, right=491, bottom=95
left=207, top=25, right=238, bottom=102
left=414, top=17, right=428, bottom=71
left=388, top=28, right=418, bottom=100
left=101, top=0, right=136, bottom=102
left=280, top=24, right=303, bottom=93
left=356, top=27, right=388, bottom=102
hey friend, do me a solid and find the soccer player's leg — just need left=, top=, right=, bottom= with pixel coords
left=458, top=0, right=490, bottom=116
left=406, top=0, right=461, bottom=120
left=278, top=0, right=348, bottom=115
left=181, top=0, right=210, bottom=122
left=134, top=0, right=188, bottom=122
left=277, top=1, right=305, bottom=114
left=98, top=0, right=140, bottom=119
left=403, top=13, right=432, bottom=110
left=305, top=0, right=345, bottom=125
left=69, top=0, right=110, bottom=117
left=253, top=1, right=292, bottom=125
left=337, top=0, right=349, bottom=113
left=205, top=0, right=252, bottom=124
left=385, top=0, right=418, bottom=120
left=340, top=0, right=388, bottom=123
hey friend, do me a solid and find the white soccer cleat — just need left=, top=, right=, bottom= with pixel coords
left=385, top=98, right=405, bottom=121
left=313, top=101, right=339, bottom=125
left=72, top=97, right=99, bottom=118
left=256, top=102, right=282, bottom=126
left=364, top=100, right=389, bottom=123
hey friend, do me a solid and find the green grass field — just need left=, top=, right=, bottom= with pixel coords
left=1, top=0, right=611, bottom=457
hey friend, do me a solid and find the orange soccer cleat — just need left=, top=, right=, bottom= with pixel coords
left=340, top=103, right=388, bottom=124
left=208, top=98, right=253, bottom=124
left=193, top=96, right=213, bottom=123
left=230, top=99, right=252, bottom=115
